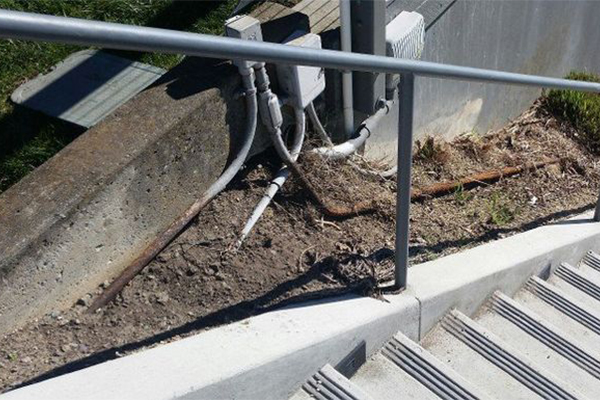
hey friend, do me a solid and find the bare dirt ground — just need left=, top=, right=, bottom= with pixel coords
left=1, top=99, right=599, bottom=392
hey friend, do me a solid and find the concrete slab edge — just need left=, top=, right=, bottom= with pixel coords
left=4, top=212, right=600, bottom=400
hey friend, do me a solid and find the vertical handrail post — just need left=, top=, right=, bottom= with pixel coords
left=394, top=72, right=415, bottom=290
left=594, top=192, right=600, bottom=222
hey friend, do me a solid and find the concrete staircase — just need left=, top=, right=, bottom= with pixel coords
left=292, top=250, right=600, bottom=400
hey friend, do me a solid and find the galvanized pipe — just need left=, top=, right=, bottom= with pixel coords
left=339, top=0, right=355, bottom=139
left=395, top=73, right=415, bottom=289
left=1, top=10, right=600, bottom=93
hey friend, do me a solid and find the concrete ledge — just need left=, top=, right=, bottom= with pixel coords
left=4, top=212, right=600, bottom=399
left=0, top=58, right=241, bottom=335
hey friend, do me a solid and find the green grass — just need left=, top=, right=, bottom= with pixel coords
left=545, top=71, right=600, bottom=152
left=486, top=192, right=518, bottom=226
left=0, top=0, right=237, bottom=193
left=453, top=184, right=473, bottom=206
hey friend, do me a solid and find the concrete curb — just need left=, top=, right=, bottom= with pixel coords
left=4, top=212, right=600, bottom=400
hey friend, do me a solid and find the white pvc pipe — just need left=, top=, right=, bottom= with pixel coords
left=310, top=100, right=393, bottom=160
left=236, top=108, right=305, bottom=247
left=339, top=0, right=354, bottom=138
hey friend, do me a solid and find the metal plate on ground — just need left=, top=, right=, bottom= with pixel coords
left=11, top=49, right=166, bottom=128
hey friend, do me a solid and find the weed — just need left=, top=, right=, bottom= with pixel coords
left=545, top=71, right=600, bottom=152
left=453, top=183, right=472, bottom=205
left=414, top=136, right=449, bottom=164
left=486, top=192, right=517, bottom=226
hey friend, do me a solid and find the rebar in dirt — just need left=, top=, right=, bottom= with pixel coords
left=411, top=158, right=562, bottom=201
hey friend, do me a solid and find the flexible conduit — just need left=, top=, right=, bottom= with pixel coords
left=307, top=102, right=333, bottom=147
left=88, top=69, right=259, bottom=312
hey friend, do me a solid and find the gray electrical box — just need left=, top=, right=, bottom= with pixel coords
left=225, top=15, right=263, bottom=70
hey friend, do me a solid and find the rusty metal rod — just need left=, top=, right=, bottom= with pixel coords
left=411, top=158, right=561, bottom=201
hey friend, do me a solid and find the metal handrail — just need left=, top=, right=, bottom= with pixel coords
left=1, top=9, right=599, bottom=289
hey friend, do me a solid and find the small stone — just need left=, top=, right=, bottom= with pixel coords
left=414, top=236, right=427, bottom=245
left=50, top=311, right=60, bottom=319
left=156, top=292, right=169, bottom=305
left=21, top=356, right=32, bottom=364
left=101, top=280, right=110, bottom=289
left=76, top=295, right=92, bottom=307
left=60, top=344, right=70, bottom=353
left=78, top=344, right=89, bottom=353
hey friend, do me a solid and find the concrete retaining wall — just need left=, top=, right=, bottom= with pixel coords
left=0, top=58, right=242, bottom=335
left=366, top=0, right=600, bottom=163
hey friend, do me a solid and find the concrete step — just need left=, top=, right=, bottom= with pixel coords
left=548, top=264, right=600, bottom=309
left=580, top=250, right=600, bottom=279
left=350, top=353, right=440, bottom=400
left=292, top=247, right=600, bottom=400
left=525, top=276, right=600, bottom=344
left=297, top=364, right=373, bottom=400
left=556, top=262, right=600, bottom=301
left=482, top=292, right=600, bottom=398
left=439, top=309, right=585, bottom=400
left=423, top=318, right=543, bottom=400
left=574, top=252, right=600, bottom=285
left=380, top=332, right=491, bottom=400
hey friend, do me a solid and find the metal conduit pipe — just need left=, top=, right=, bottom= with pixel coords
left=236, top=107, right=306, bottom=248
left=339, top=0, right=354, bottom=138
left=88, top=68, right=259, bottom=312
left=311, top=100, right=393, bottom=160
left=1, top=10, right=600, bottom=92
